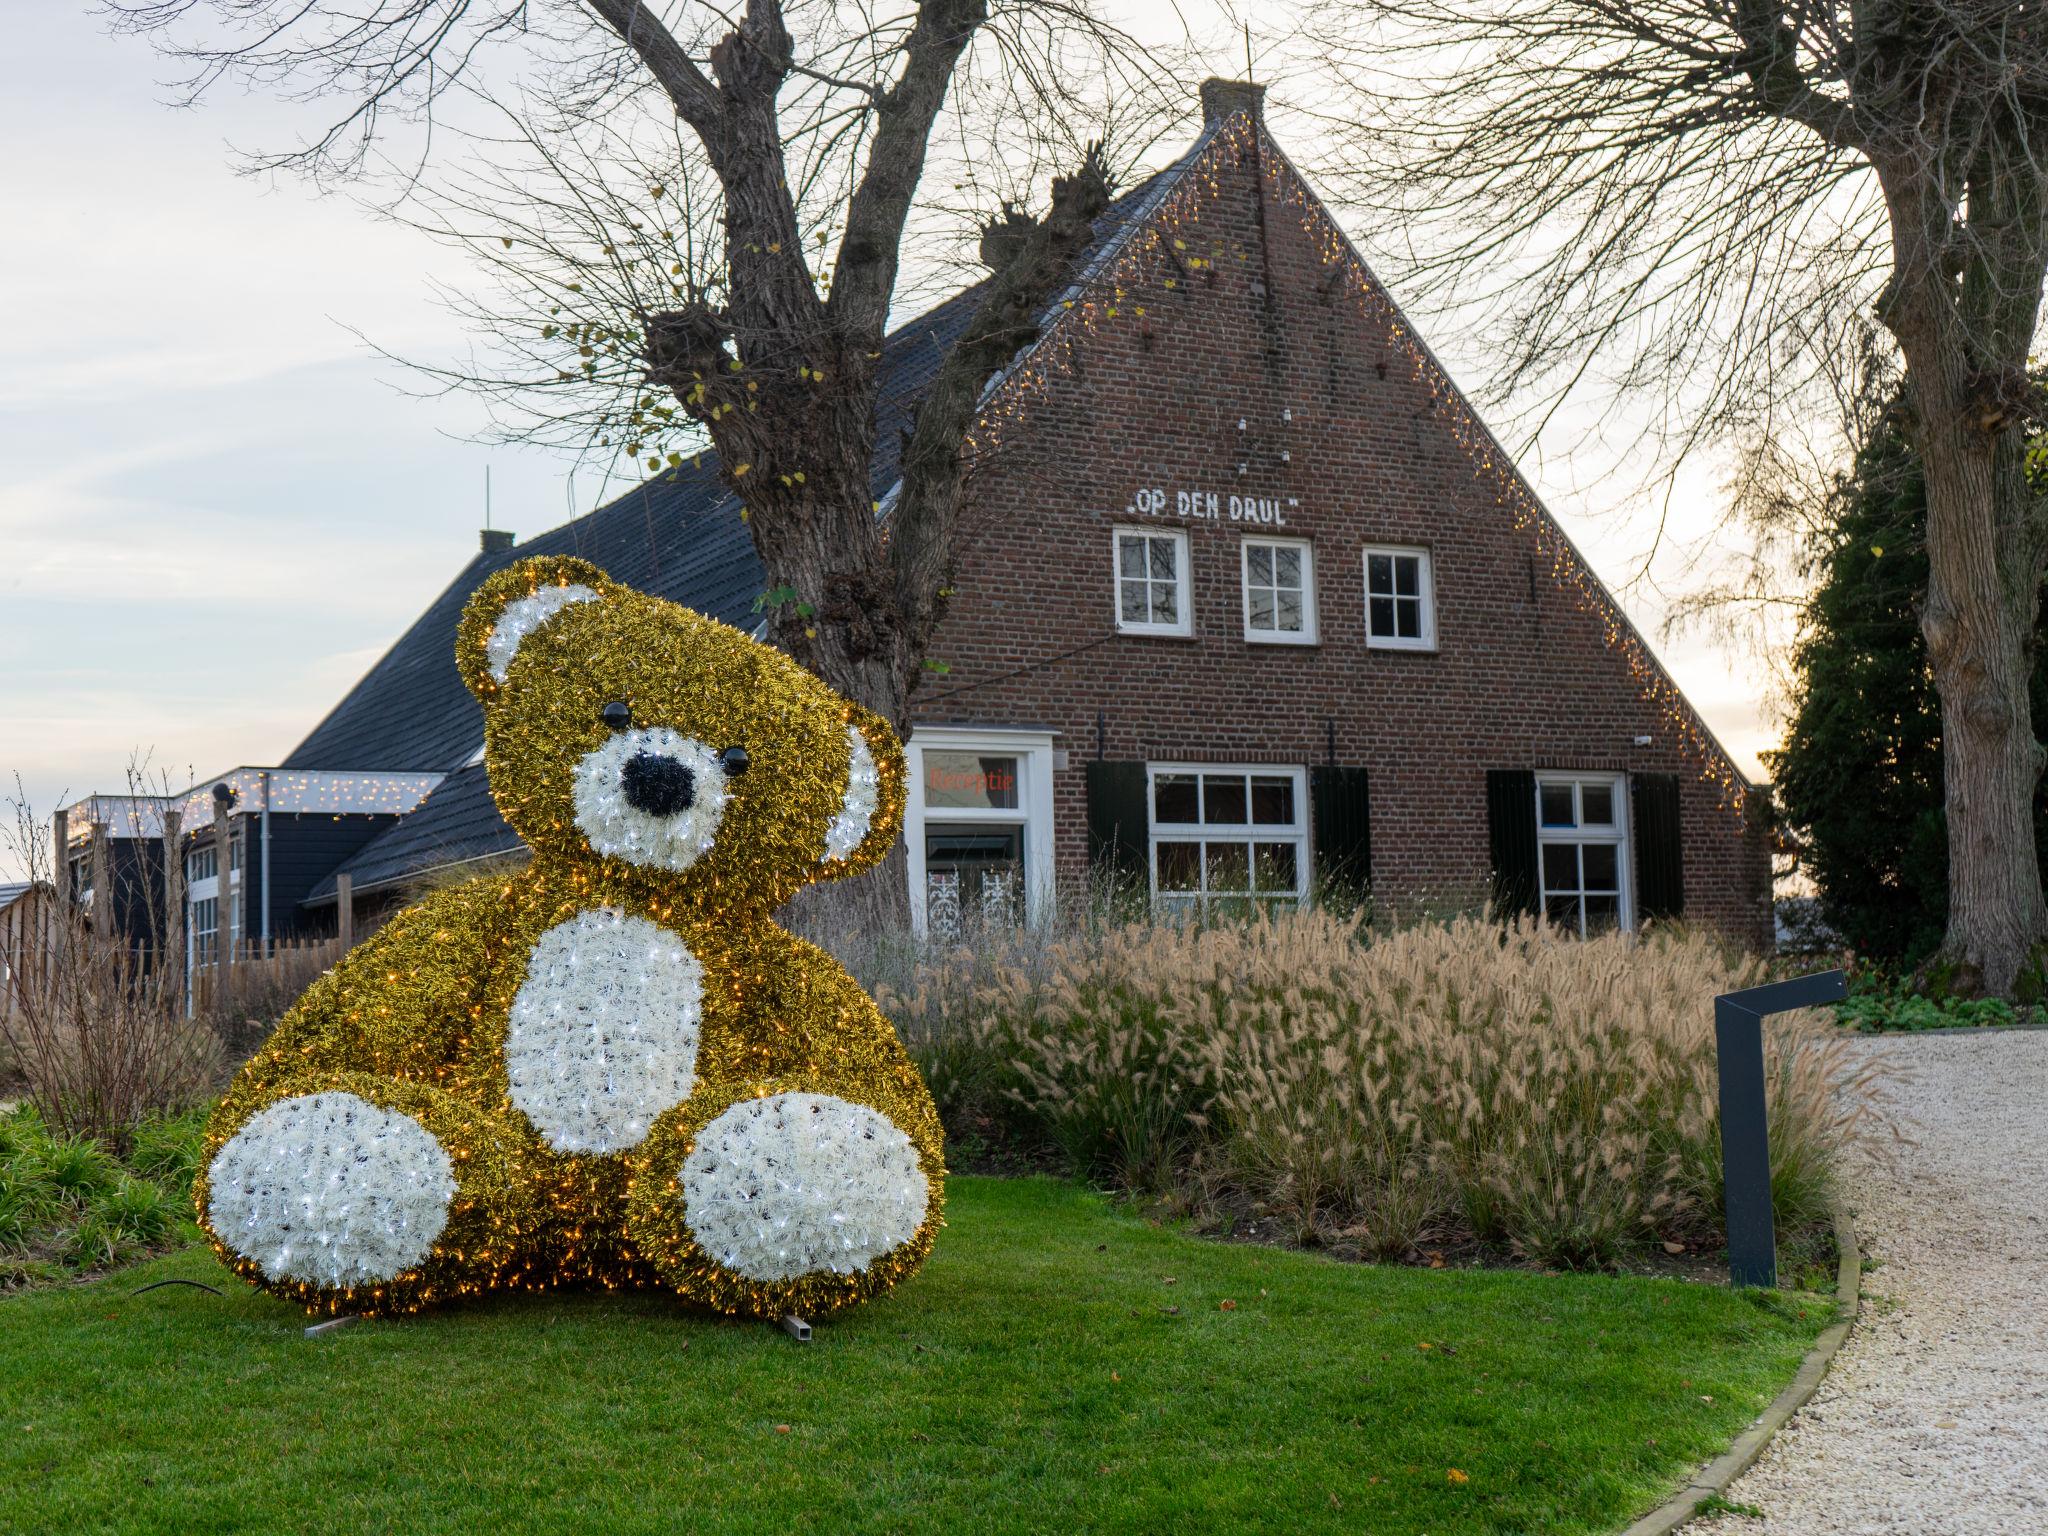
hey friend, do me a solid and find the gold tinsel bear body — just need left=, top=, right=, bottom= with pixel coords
left=195, top=556, right=941, bottom=1319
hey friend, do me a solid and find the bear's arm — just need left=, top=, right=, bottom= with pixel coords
left=747, top=927, right=942, bottom=1146
left=237, top=878, right=514, bottom=1089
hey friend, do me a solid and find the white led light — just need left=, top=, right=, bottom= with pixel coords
left=681, top=1092, right=929, bottom=1282
left=206, top=1092, right=456, bottom=1289
left=507, top=907, right=704, bottom=1154
left=822, top=725, right=879, bottom=863
left=571, top=727, right=729, bottom=871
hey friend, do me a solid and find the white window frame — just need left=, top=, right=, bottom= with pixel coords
left=1240, top=536, right=1318, bottom=645
left=1113, top=526, right=1193, bottom=638
left=1146, top=763, right=1310, bottom=910
left=905, top=726, right=1057, bottom=935
left=1362, top=545, right=1437, bottom=651
left=1534, top=772, right=1631, bottom=936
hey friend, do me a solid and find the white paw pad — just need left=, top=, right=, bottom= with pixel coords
left=682, top=1092, right=929, bottom=1283
left=206, top=1091, right=456, bottom=1289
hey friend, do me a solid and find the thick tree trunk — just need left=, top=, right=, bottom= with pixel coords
left=1877, top=155, right=2048, bottom=997
left=1916, top=419, right=2048, bottom=995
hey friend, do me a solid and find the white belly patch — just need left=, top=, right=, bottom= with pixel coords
left=506, top=907, right=704, bottom=1155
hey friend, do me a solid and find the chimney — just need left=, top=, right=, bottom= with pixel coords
left=1200, top=77, right=1266, bottom=127
left=481, top=528, right=516, bottom=555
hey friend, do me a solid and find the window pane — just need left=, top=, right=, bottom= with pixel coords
left=923, top=752, right=1019, bottom=811
left=1394, top=556, right=1420, bottom=598
left=1276, top=592, right=1303, bottom=631
left=1153, top=581, right=1178, bottom=623
left=1545, top=895, right=1582, bottom=930
left=1369, top=595, right=1396, bottom=635
left=1156, top=840, right=1201, bottom=893
left=1274, top=547, right=1301, bottom=587
left=1249, top=589, right=1276, bottom=629
left=1581, top=783, right=1615, bottom=826
left=1582, top=843, right=1619, bottom=892
left=1541, top=842, right=1581, bottom=893
left=1254, top=841, right=1297, bottom=892
left=1250, top=776, right=1294, bottom=825
left=1153, top=773, right=1199, bottom=824
left=1119, top=537, right=1144, bottom=577
left=1248, top=545, right=1273, bottom=584
left=1120, top=580, right=1147, bottom=624
left=1205, top=841, right=1251, bottom=892
left=1202, top=775, right=1248, bottom=825
left=1148, top=539, right=1176, bottom=581
left=1367, top=553, right=1393, bottom=594
left=1584, top=895, right=1620, bottom=933
left=1395, top=599, right=1422, bottom=639
left=1539, top=785, right=1576, bottom=827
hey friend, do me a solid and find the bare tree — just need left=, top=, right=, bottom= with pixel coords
left=109, top=1, right=1176, bottom=916
left=1306, top=1, right=2048, bottom=995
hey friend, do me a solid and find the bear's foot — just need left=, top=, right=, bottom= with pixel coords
left=626, top=1087, right=940, bottom=1318
left=199, top=1076, right=541, bottom=1312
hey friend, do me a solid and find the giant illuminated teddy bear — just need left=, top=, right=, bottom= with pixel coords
left=196, top=554, right=941, bottom=1320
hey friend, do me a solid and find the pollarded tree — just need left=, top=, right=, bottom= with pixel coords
left=1311, top=2, right=2048, bottom=994
left=110, top=0, right=1166, bottom=735
left=110, top=0, right=1178, bottom=922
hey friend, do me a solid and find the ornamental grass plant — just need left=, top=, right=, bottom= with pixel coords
left=877, top=908, right=1875, bottom=1267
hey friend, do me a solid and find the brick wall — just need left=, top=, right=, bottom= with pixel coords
left=907, top=117, right=1773, bottom=948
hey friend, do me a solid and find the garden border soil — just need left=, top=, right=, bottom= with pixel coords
left=1618, top=1199, right=1862, bottom=1536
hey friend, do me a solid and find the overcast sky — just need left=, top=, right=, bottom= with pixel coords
left=0, top=5, right=1777, bottom=880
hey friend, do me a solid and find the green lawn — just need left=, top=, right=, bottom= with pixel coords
left=0, top=1177, right=1827, bottom=1536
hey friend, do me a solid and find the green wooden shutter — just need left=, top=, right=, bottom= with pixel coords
left=1486, top=769, right=1539, bottom=918
left=1085, top=761, right=1150, bottom=890
left=1632, top=772, right=1685, bottom=921
left=1310, top=766, right=1371, bottom=897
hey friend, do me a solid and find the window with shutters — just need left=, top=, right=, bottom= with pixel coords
left=1113, top=528, right=1192, bottom=637
left=1362, top=545, right=1436, bottom=650
left=1534, top=773, right=1631, bottom=935
left=1240, top=536, right=1317, bottom=644
left=1148, top=764, right=1308, bottom=911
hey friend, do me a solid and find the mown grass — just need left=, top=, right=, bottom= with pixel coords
left=1, top=1177, right=1828, bottom=1536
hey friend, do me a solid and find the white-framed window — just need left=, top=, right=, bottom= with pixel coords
left=1362, top=545, right=1436, bottom=650
left=905, top=727, right=1058, bottom=937
left=1536, top=773, right=1630, bottom=936
left=1114, top=527, right=1192, bottom=637
left=1148, top=764, right=1309, bottom=910
left=1241, top=537, right=1317, bottom=644
left=190, top=895, right=219, bottom=968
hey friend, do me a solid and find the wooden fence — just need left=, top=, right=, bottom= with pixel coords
left=190, top=932, right=346, bottom=1017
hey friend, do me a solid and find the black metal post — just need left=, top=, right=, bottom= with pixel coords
left=1713, top=969, right=1846, bottom=1289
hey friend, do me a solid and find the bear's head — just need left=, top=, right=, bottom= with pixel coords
left=455, top=554, right=905, bottom=909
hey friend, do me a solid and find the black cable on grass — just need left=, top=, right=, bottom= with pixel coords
left=129, top=1279, right=224, bottom=1297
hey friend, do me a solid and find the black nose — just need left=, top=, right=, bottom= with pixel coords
left=620, top=751, right=696, bottom=816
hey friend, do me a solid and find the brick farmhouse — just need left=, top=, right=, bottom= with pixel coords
left=58, top=83, right=1771, bottom=968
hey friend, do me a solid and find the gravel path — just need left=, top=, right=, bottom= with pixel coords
left=1722, top=1030, right=2048, bottom=1535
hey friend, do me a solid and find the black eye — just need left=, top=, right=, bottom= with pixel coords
left=601, top=700, right=632, bottom=732
left=719, top=745, right=750, bottom=776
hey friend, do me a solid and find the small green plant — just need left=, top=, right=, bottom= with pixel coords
left=0, top=1104, right=200, bottom=1289
left=1835, top=985, right=2016, bottom=1033
left=30, top=1134, right=121, bottom=1206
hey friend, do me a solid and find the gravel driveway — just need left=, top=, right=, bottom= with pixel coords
left=1722, top=1030, right=2047, bottom=1535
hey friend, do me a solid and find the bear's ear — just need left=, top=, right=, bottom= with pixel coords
left=818, top=703, right=907, bottom=880
left=455, top=555, right=612, bottom=703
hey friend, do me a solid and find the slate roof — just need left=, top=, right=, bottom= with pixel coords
left=297, top=157, right=1197, bottom=905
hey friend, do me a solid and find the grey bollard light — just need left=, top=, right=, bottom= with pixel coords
left=1714, top=970, right=1846, bottom=1288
